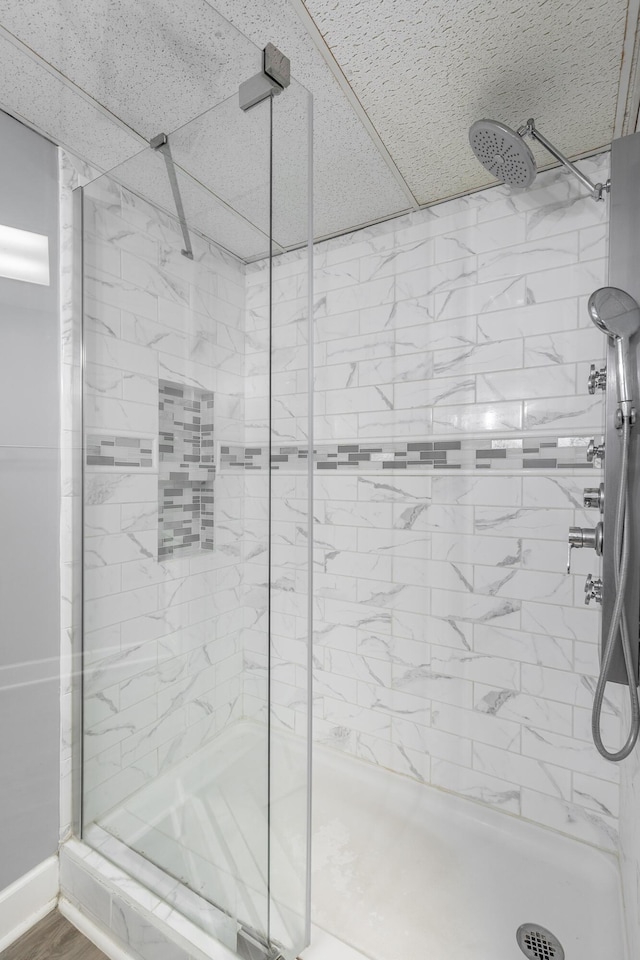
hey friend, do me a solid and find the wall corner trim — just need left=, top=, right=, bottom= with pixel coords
left=0, top=855, right=59, bottom=951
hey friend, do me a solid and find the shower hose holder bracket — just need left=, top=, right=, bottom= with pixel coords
left=615, top=405, right=636, bottom=428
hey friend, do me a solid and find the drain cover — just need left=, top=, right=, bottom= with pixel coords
left=516, top=923, right=565, bottom=960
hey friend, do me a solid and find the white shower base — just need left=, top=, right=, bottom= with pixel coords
left=86, top=722, right=626, bottom=960
left=307, top=746, right=626, bottom=960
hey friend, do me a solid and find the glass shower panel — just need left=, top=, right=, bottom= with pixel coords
left=80, top=91, right=274, bottom=950
left=267, top=80, right=313, bottom=959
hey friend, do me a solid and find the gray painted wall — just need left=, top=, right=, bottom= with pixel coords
left=0, top=109, right=60, bottom=890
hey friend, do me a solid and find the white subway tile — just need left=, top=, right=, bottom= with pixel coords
left=521, top=727, right=618, bottom=781
left=433, top=401, right=523, bottom=433
left=432, top=338, right=523, bottom=377
left=435, top=217, right=525, bottom=261
left=477, top=300, right=579, bottom=341
left=435, top=276, right=527, bottom=321
left=473, top=624, right=573, bottom=671
left=431, top=475, right=521, bottom=506
left=431, top=759, right=520, bottom=813
left=523, top=394, right=604, bottom=431
left=524, top=327, right=605, bottom=367
left=395, top=376, right=475, bottom=409
left=473, top=742, right=571, bottom=799
left=520, top=790, right=617, bottom=851
left=474, top=683, right=573, bottom=736
left=358, top=354, right=433, bottom=386
left=573, top=772, right=619, bottom=818
left=483, top=235, right=577, bottom=284
left=526, top=259, right=606, bottom=303
left=477, top=365, right=576, bottom=401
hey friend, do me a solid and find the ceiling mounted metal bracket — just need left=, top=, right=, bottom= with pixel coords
left=150, top=132, right=194, bottom=259
left=239, top=43, right=290, bottom=112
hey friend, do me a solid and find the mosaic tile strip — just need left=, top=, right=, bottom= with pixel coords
left=220, top=435, right=600, bottom=472
left=86, top=434, right=154, bottom=468
left=158, top=380, right=215, bottom=560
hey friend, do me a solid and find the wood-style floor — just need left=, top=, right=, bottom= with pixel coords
left=0, top=910, right=108, bottom=960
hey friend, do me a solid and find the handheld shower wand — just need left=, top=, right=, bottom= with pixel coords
left=588, top=288, right=639, bottom=422
left=588, top=287, right=640, bottom=761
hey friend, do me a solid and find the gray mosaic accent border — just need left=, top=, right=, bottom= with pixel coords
left=158, top=380, right=215, bottom=560
left=220, top=435, right=599, bottom=472
left=86, top=434, right=153, bottom=468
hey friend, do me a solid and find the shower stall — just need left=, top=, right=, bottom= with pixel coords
left=61, top=12, right=640, bottom=960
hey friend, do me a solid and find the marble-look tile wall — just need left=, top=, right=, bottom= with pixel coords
left=246, top=152, right=624, bottom=851
left=80, top=174, right=251, bottom=823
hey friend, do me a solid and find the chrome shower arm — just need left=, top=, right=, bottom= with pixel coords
left=518, top=118, right=609, bottom=201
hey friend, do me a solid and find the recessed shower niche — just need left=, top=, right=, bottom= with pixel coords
left=158, top=379, right=215, bottom=560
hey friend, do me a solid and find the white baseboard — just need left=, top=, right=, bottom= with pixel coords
left=59, top=898, right=138, bottom=960
left=0, top=856, right=59, bottom=952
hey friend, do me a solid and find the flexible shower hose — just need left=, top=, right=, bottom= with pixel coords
left=591, top=418, right=640, bottom=760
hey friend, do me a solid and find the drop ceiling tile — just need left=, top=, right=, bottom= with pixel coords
left=0, top=0, right=628, bottom=248
left=0, top=34, right=141, bottom=171
left=303, top=0, right=628, bottom=205
left=0, top=0, right=259, bottom=138
left=0, top=0, right=412, bottom=245
left=210, top=0, right=413, bottom=237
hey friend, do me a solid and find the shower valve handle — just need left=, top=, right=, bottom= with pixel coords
left=567, top=524, right=603, bottom=573
left=584, top=574, right=603, bottom=605
left=588, top=364, right=607, bottom=394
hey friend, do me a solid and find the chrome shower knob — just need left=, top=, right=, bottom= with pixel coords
left=588, top=364, right=607, bottom=394
left=584, top=574, right=603, bottom=605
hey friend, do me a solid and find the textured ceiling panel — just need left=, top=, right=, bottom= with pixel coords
left=0, top=0, right=411, bottom=245
left=0, top=0, right=259, bottom=138
left=302, top=0, right=630, bottom=204
left=0, top=0, right=636, bottom=244
left=0, top=34, right=141, bottom=171
left=209, top=0, right=414, bottom=236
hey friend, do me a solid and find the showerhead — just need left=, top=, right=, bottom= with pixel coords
left=589, top=287, right=640, bottom=414
left=588, top=287, right=640, bottom=342
left=469, top=119, right=537, bottom=188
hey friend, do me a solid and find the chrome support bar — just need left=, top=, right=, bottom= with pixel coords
left=518, top=118, right=610, bottom=202
left=150, top=133, right=194, bottom=260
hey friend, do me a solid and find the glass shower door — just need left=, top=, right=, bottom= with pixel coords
left=78, top=59, right=312, bottom=960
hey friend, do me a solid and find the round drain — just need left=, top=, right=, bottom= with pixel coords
left=516, top=923, right=565, bottom=960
